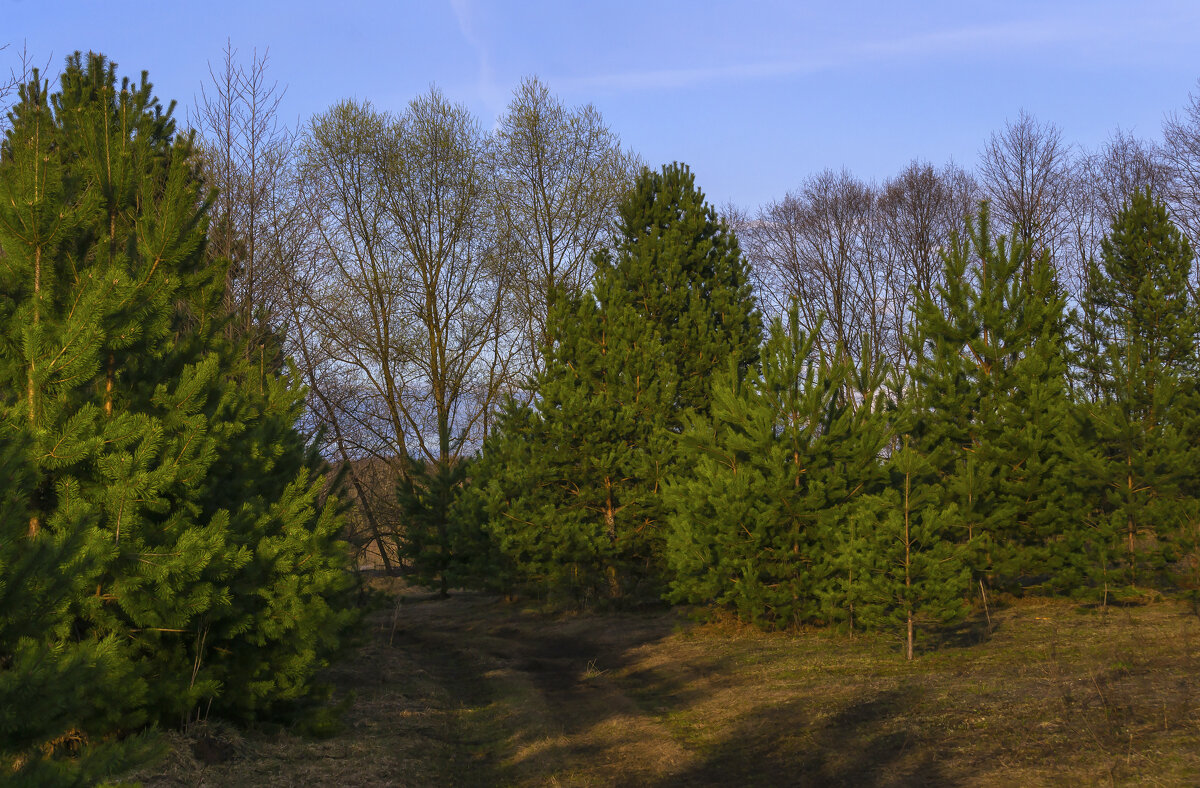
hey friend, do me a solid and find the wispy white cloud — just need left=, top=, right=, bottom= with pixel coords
left=552, top=16, right=1151, bottom=94
left=448, top=0, right=507, bottom=117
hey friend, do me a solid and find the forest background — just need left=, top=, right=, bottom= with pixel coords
left=8, top=3, right=1200, bottom=783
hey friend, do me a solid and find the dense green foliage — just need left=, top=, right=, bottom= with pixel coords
left=0, top=53, right=356, bottom=780
left=456, top=185, right=1200, bottom=657
left=469, top=163, right=762, bottom=603
left=397, top=457, right=488, bottom=595
left=664, top=205, right=1080, bottom=653
left=1072, top=189, right=1200, bottom=598
left=0, top=433, right=159, bottom=785
left=852, top=438, right=971, bottom=660
left=665, top=308, right=889, bottom=629
left=906, top=206, right=1078, bottom=587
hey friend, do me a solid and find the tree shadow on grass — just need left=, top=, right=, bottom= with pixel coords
left=390, top=595, right=686, bottom=781
left=657, top=687, right=953, bottom=788
left=929, top=612, right=996, bottom=650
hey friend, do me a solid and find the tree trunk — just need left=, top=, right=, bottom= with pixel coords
left=905, top=454, right=914, bottom=661
left=347, top=463, right=395, bottom=576
left=1127, top=453, right=1136, bottom=583
left=604, top=478, right=616, bottom=542
left=105, top=352, right=114, bottom=417
left=604, top=480, right=620, bottom=598
left=907, top=610, right=914, bottom=662
left=28, top=243, right=41, bottom=537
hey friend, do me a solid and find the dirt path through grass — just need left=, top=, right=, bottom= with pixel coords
left=392, top=593, right=693, bottom=785
left=135, top=591, right=1200, bottom=786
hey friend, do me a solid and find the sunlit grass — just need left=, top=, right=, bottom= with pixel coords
left=129, top=588, right=1200, bottom=786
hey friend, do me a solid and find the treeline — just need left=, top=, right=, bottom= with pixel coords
left=133, top=46, right=1200, bottom=588
left=153, top=47, right=1200, bottom=635
left=0, top=55, right=357, bottom=783
left=450, top=163, right=1200, bottom=663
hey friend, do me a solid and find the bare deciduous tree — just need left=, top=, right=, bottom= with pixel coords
left=289, top=93, right=515, bottom=571
left=877, top=160, right=978, bottom=372
left=376, top=88, right=511, bottom=464
left=0, top=44, right=44, bottom=130
left=1065, top=130, right=1170, bottom=300
left=281, top=82, right=638, bottom=572
left=492, top=76, right=637, bottom=382
left=0, top=47, right=17, bottom=118
left=298, top=99, right=413, bottom=464
left=979, top=110, right=1072, bottom=270
left=745, top=161, right=979, bottom=383
left=879, top=161, right=977, bottom=299
left=1092, top=130, right=1170, bottom=220
left=298, top=92, right=511, bottom=471
left=194, top=41, right=298, bottom=347
left=746, top=169, right=882, bottom=369
left=1162, top=85, right=1200, bottom=282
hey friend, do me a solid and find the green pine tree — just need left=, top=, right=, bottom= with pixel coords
left=1072, top=189, right=1200, bottom=599
left=665, top=306, right=890, bottom=628
left=465, top=398, right=578, bottom=601
left=611, top=163, right=762, bottom=423
left=489, top=285, right=676, bottom=603
left=184, top=351, right=359, bottom=722
left=906, top=227, right=982, bottom=550
left=0, top=429, right=159, bottom=786
left=854, top=436, right=971, bottom=660
left=996, top=250, right=1081, bottom=587
left=474, top=163, right=762, bottom=603
left=664, top=355, right=789, bottom=625
left=907, top=204, right=1077, bottom=587
left=0, top=53, right=355, bottom=730
left=397, top=456, right=484, bottom=596
left=815, top=337, right=894, bottom=631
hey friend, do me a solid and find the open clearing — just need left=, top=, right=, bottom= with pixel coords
left=132, top=587, right=1200, bottom=786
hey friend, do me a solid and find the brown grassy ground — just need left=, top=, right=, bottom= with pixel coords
left=128, top=588, right=1200, bottom=786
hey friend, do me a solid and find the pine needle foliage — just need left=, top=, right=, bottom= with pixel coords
left=0, top=52, right=356, bottom=742
left=853, top=436, right=971, bottom=660
left=1071, top=189, right=1200, bottom=598
left=666, top=305, right=890, bottom=628
left=0, top=431, right=160, bottom=786
left=906, top=204, right=1077, bottom=588
left=397, top=456, right=482, bottom=595
left=472, top=163, right=761, bottom=604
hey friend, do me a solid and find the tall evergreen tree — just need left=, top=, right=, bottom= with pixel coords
left=996, top=250, right=1081, bottom=585
left=610, top=163, right=762, bottom=422
left=665, top=306, right=890, bottom=628
left=473, top=163, right=761, bottom=602
left=477, top=278, right=678, bottom=602
left=907, top=204, right=1077, bottom=587
left=854, top=436, right=971, bottom=660
left=1072, top=189, right=1200, bottom=597
left=0, top=53, right=355, bottom=731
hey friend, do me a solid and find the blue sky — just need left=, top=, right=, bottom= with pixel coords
left=5, top=0, right=1200, bottom=209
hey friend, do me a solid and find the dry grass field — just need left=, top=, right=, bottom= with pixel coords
left=129, top=585, right=1200, bottom=786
